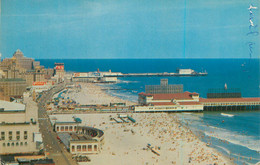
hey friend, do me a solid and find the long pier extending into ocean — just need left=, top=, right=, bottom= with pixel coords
left=103, top=72, right=208, bottom=77
left=72, top=69, right=207, bottom=82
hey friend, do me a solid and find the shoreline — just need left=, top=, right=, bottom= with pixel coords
left=53, top=82, right=234, bottom=164
left=63, top=82, right=137, bottom=106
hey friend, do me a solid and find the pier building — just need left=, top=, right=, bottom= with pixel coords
left=136, top=91, right=203, bottom=112
left=135, top=80, right=260, bottom=112
left=200, top=97, right=260, bottom=111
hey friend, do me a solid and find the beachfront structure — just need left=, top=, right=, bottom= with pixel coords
left=53, top=117, right=104, bottom=155
left=69, top=126, right=104, bottom=155
left=136, top=91, right=203, bottom=112
left=145, top=79, right=183, bottom=94
left=0, top=99, right=41, bottom=155
left=72, top=70, right=119, bottom=83
left=200, top=98, right=260, bottom=111
left=54, top=117, right=82, bottom=132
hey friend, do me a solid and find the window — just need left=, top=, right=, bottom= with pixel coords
left=57, top=126, right=59, bottom=131
left=2, top=143, right=5, bottom=147
left=25, top=142, right=27, bottom=146
left=77, top=145, right=81, bottom=152
left=16, top=142, right=19, bottom=146
left=11, top=142, right=14, bottom=146
left=74, top=126, right=77, bottom=131
left=94, top=145, right=97, bottom=151
left=1, top=132, right=5, bottom=140
left=72, top=145, right=75, bottom=152
left=65, top=126, right=68, bottom=131
left=9, top=131, right=12, bottom=140
left=61, top=126, right=64, bottom=131
left=82, top=145, right=86, bottom=151
left=69, top=126, right=73, bottom=131
left=88, top=145, right=92, bottom=151
left=20, top=142, right=23, bottom=146
left=7, top=143, right=10, bottom=147
left=24, top=131, right=28, bottom=140
left=16, top=131, right=20, bottom=140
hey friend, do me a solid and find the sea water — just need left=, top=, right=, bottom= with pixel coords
left=39, top=59, right=260, bottom=164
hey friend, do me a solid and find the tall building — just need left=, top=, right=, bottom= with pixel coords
left=12, top=49, right=34, bottom=70
left=0, top=98, right=41, bottom=155
left=54, top=63, right=65, bottom=82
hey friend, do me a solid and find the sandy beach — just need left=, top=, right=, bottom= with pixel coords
left=50, top=82, right=233, bottom=165
left=60, top=83, right=136, bottom=106
left=50, top=112, right=232, bottom=165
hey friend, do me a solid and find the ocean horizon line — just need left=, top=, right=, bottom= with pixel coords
left=35, top=58, right=260, bottom=60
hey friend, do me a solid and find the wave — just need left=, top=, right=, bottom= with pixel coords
left=107, top=90, right=138, bottom=102
left=204, top=129, right=260, bottom=152
left=215, top=145, right=230, bottom=155
left=117, top=80, right=139, bottom=84
left=178, top=114, right=260, bottom=153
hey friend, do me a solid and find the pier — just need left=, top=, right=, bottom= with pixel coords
left=200, top=98, right=260, bottom=111
left=103, top=72, right=208, bottom=77
left=72, top=69, right=208, bottom=82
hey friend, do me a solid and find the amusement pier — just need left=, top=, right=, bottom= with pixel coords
left=72, top=69, right=207, bottom=83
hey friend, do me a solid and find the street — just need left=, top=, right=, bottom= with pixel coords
left=38, top=83, right=77, bottom=165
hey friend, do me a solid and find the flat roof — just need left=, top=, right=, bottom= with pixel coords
left=0, top=100, right=25, bottom=111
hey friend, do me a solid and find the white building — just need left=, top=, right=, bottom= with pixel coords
left=135, top=91, right=203, bottom=112
left=0, top=98, right=41, bottom=155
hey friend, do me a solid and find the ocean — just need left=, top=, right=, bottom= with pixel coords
left=38, top=59, right=260, bottom=164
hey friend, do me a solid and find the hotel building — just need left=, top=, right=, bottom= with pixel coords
left=0, top=98, right=41, bottom=155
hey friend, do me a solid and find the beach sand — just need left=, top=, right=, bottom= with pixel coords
left=61, top=83, right=136, bottom=106
left=49, top=83, right=233, bottom=164
left=50, top=113, right=232, bottom=165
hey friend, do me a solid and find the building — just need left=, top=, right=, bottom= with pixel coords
left=0, top=98, right=41, bottom=155
left=0, top=156, right=55, bottom=165
left=72, top=69, right=119, bottom=83
left=0, top=78, right=28, bottom=98
left=12, top=49, right=34, bottom=70
left=31, top=82, right=51, bottom=93
left=136, top=91, right=203, bottom=112
left=135, top=80, right=202, bottom=112
left=54, top=117, right=82, bottom=133
left=145, top=79, right=183, bottom=94
left=54, top=63, right=65, bottom=83
left=200, top=97, right=260, bottom=111
left=52, top=117, right=104, bottom=155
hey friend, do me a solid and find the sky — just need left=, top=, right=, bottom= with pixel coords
left=0, top=0, right=259, bottom=59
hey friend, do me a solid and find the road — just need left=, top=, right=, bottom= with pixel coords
left=37, top=83, right=77, bottom=165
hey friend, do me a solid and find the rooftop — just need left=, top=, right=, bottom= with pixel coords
left=0, top=100, right=25, bottom=111
left=139, top=91, right=199, bottom=100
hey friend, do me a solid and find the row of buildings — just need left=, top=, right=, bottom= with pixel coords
left=0, top=49, right=65, bottom=101
left=0, top=50, right=66, bottom=164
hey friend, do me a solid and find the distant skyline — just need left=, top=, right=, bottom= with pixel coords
left=0, top=0, right=259, bottom=59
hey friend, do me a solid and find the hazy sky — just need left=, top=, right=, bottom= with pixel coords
left=1, top=0, right=259, bottom=59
